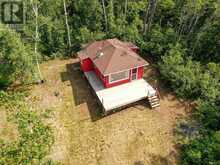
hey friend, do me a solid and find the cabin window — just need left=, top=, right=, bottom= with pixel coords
left=109, top=70, right=129, bottom=83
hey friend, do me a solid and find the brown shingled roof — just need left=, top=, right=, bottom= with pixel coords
left=78, top=38, right=149, bottom=75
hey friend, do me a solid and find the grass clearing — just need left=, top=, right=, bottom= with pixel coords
left=28, top=58, right=191, bottom=165
left=0, top=110, right=19, bottom=143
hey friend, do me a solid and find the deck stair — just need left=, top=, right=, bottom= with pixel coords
left=148, top=94, right=160, bottom=108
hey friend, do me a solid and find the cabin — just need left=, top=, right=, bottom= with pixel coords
left=78, top=38, right=147, bottom=88
left=77, top=38, right=160, bottom=114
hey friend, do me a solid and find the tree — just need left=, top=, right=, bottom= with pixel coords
left=63, top=0, right=72, bottom=53
left=30, top=0, right=43, bottom=81
left=0, top=24, right=34, bottom=87
left=143, top=0, right=158, bottom=35
left=192, top=18, right=220, bottom=62
left=101, top=0, right=108, bottom=31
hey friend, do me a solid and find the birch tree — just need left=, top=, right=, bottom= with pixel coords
left=63, top=0, right=72, bottom=52
left=30, top=0, right=43, bottom=82
left=101, top=0, right=108, bottom=31
left=107, top=0, right=116, bottom=34
left=125, top=0, right=128, bottom=18
left=177, top=0, right=207, bottom=39
left=143, top=0, right=158, bottom=35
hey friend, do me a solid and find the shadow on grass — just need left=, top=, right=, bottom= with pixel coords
left=148, top=150, right=178, bottom=165
left=60, top=62, right=103, bottom=122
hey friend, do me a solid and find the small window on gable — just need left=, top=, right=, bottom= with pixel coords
left=109, top=70, right=129, bottom=83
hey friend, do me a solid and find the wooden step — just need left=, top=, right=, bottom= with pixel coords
left=149, top=98, right=159, bottom=102
left=148, top=95, right=158, bottom=99
left=151, top=103, right=160, bottom=108
left=148, top=95, right=160, bottom=108
left=150, top=101, right=160, bottom=106
left=149, top=98, right=159, bottom=103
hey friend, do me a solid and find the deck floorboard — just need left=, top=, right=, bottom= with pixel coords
left=84, top=71, right=156, bottom=111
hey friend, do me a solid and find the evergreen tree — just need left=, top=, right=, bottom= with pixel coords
left=0, top=24, right=34, bottom=87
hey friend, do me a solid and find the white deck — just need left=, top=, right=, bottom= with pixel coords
left=84, top=71, right=156, bottom=112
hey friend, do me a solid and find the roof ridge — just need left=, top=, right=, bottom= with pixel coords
left=108, top=38, right=134, bottom=51
left=103, top=46, right=118, bottom=75
left=107, top=38, right=125, bottom=48
left=93, top=44, right=111, bottom=61
left=103, top=40, right=141, bottom=75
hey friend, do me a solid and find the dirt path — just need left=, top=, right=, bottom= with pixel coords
left=29, top=59, right=190, bottom=165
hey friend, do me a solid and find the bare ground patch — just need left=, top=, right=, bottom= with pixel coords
left=0, top=110, right=19, bottom=143
left=28, top=59, right=191, bottom=165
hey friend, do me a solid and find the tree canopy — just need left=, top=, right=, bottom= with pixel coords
left=0, top=24, right=34, bottom=87
left=0, top=0, right=220, bottom=164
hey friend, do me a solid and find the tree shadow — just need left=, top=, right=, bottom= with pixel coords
left=149, top=150, right=179, bottom=165
left=60, top=62, right=103, bottom=122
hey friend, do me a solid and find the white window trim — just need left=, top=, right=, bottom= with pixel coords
left=131, top=67, right=138, bottom=80
left=109, top=70, right=130, bottom=84
left=103, top=64, right=148, bottom=77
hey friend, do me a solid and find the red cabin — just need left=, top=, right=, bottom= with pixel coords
left=77, top=38, right=149, bottom=88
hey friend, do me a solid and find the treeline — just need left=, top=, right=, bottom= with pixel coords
left=0, top=0, right=220, bottom=164
left=6, top=0, right=220, bottom=61
left=1, top=0, right=220, bottom=85
left=159, top=43, right=220, bottom=164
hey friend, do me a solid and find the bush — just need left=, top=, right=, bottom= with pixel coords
left=195, top=102, right=220, bottom=131
left=178, top=102, right=220, bottom=165
left=181, top=132, right=220, bottom=165
left=159, top=44, right=220, bottom=100
left=159, top=44, right=201, bottom=98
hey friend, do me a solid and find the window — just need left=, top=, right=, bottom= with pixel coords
left=109, top=70, right=129, bottom=83
left=131, top=68, right=138, bottom=80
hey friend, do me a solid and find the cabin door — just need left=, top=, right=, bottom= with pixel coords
left=131, top=68, right=138, bottom=80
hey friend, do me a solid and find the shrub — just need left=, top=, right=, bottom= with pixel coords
left=159, top=44, right=201, bottom=98
left=0, top=92, right=54, bottom=165
left=159, top=44, right=220, bottom=100
left=181, top=132, right=220, bottom=165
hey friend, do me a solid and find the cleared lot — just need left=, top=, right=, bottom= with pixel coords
left=29, top=59, right=190, bottom=165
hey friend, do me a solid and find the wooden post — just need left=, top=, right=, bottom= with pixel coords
left=102, top=98, right=104, bottom=106
left=101, top=98, right=107, bottom=116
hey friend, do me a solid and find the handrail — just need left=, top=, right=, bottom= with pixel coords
left=155, top=87, right=161, bottom=100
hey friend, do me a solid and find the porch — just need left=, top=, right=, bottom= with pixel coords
left=84, top=71, right=157, bottom=113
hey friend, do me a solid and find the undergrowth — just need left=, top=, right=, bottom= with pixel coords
left=0, top=91, right=56, bottom=165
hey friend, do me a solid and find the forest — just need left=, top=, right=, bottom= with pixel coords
left=0, top=0, right=220, bottom=164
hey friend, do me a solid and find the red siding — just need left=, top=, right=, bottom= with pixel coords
left=81, top=58, right=93, bottom=72
left=94, top=66, right=108, bottom=87
left=137, top=67, right=144, bottom=79
left=131, top=47, right=140, bottom=54
left=80, top=57, right=145, bottom=88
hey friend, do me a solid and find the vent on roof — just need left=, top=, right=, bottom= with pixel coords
left=94, top=52, right=104, bottom=60
left=98, top=52, right=104, bottom=57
